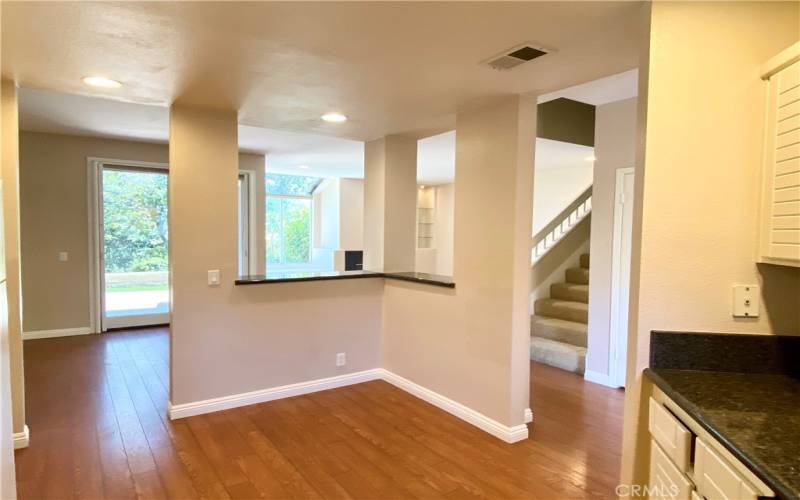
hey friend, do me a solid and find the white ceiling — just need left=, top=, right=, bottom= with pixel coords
left=2, top=1, right=643, bottom=141
left=19, top=57, right=634, bottom=183
left=538, top=69, right=639, bottom=105
left=19, top=87, right=365, bottom=179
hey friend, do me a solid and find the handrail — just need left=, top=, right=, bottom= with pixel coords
left=531, top=186, right=592, bottom=264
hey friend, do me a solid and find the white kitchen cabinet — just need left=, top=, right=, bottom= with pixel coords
left=648, top=387, right=775, bottom=500
left=758, top=42, right=800, bottom=267
left=694, top=439, right=759, bottom=500
left=649, top=397, right=693, bottom=471
left=649, top=439, right=694, bottom=500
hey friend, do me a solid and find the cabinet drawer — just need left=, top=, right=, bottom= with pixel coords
left=649, top=397, right=693, bottom=471
left=650, top=439, right=694, bottom=500
left=694, top=438, right=759, bottom=500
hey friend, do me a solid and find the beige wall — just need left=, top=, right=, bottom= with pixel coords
left=169, top=105, right=383, bottom=406
left=621, top=1, right=800, bottom=487
left=18, top=131, right=264, bottom=332
left=383, top=96, right=535, bottom=427
left=435, top=183, right=454, bottom=276
left=1, top=80, right=25, bottom=435
left=20, top=132, right=168, bottom=332
left=532, top=155, right=594, bottom=235
left=339, top=178, right=364, bottom=250
left=586, top=97, right=637, bottom=378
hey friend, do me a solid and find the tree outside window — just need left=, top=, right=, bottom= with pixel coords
left=265, top=173, right=320, bottom=267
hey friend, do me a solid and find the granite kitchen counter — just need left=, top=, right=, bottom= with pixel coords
left=235, top=270, right=455, bottom=288
left=646, top=368, right=800, bottom=500
left=646, top=331, right=800, bottom=500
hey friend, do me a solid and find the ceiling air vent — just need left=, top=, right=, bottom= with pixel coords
left=483, top=43, right=550, bottom=71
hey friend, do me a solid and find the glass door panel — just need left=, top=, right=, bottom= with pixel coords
left=101, top=167, right=169, bottom=330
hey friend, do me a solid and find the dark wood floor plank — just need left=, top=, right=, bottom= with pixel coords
left=16, top=327, right=625, bottom=500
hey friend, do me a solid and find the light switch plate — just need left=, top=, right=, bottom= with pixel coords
left=58, top=252, right=68, bottom=262
left=208, top=270, right=220, bottom=286
left=733, top=285, right=759, bottom=318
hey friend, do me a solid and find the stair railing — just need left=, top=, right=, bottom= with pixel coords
left=531, top=186, right=592, bottom=264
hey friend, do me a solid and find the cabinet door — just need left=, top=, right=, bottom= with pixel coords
left=649, top=398, right=693, bottom=472
left=694, top=439, right=759, bottom=500
left=649, top=440, right=694, bottom=500
left=760, top=58, right=800, bottom=265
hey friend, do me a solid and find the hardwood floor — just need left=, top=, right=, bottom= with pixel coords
left=15, top=327, right=624, bottom=499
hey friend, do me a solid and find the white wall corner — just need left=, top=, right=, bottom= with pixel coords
left=379, top=369, right=529, bottom=443
left=13, top=424, right=29, bottom=449
left=168, top=367, right=530, bottom=444
left=22, top=327, right=94, bottom=340
left=584, top=369, right=619, bottom=388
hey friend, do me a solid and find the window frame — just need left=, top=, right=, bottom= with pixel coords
left=237, top=171, right=258, bottom=276
left=266, top=192, right=314, bottom=268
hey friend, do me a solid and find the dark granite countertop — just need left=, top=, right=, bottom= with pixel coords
left=235, top=270, right=382, bottom=285
left=645, top=368, right=800, bottom=500
left=235, top=270, right=455, bottom=288
left=382, top=271, right=455, bottom=288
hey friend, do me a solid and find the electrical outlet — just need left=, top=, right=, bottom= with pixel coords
left=336, top=352, right=346, bottom=367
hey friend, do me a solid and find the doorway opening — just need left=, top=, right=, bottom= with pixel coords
left=88, top=159, right=169, bottom=332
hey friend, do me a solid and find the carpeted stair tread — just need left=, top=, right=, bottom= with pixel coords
left=533, top=298, right=588, bottom=324
left=530, top=315, right=588, bottom=347
left=550, top=282, right=589, bottom=303
left=530, top=336, right=586, bottom=374
left=565, top=267, right=590, bottom=285
left=580, top=253, right=590, bottom=269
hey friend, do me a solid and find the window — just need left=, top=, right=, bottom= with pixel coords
left=265, top=173, right=321, bottom=267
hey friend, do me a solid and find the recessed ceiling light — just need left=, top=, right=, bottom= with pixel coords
left=82, top=76, right=122, bottom=88
left=321, top=112, right=347, bottom=123
left=297, top=165, right=309, bottom=169
left=585, top=155, right=597, bottom=162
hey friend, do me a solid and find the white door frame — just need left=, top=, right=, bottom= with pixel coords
left=608, top=167, right=635, bottom=388
left=87, top=157, right=169, bottom=333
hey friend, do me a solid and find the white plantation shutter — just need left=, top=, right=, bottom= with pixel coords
left=760, top=45, right=800, bottom=266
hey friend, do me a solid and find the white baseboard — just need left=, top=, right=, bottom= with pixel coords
left=379, top=369, right=529, bottom=443
left=524, top=407, right=533, bottom=423
left=169, top=368, right=530, bottom=444
left=13, top=425, right=29, bottom=449
left=23, top=327, right=94, bottom=340
left=168, top=369, right=383, bottom=420
left=584, top=369, right=619, bottom=388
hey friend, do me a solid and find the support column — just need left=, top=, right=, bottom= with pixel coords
left=453, top=95, right=536, bottom=426
left=168, top=104, right=238, bottom=406
left=363, top=135, right=417, bottom=272
left=1, top=79, right=26, bottom=441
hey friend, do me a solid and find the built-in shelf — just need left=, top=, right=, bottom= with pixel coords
left=417, top=188, right=436, bottom=249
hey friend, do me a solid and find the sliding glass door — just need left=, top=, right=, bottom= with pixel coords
left=100, top=166, right=169, bottom=330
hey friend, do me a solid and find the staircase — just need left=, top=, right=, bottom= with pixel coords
left=530, top=253, right=589, bottom=374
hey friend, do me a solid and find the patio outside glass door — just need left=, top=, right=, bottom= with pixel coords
left=101, top=166, right=169, bottom=330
